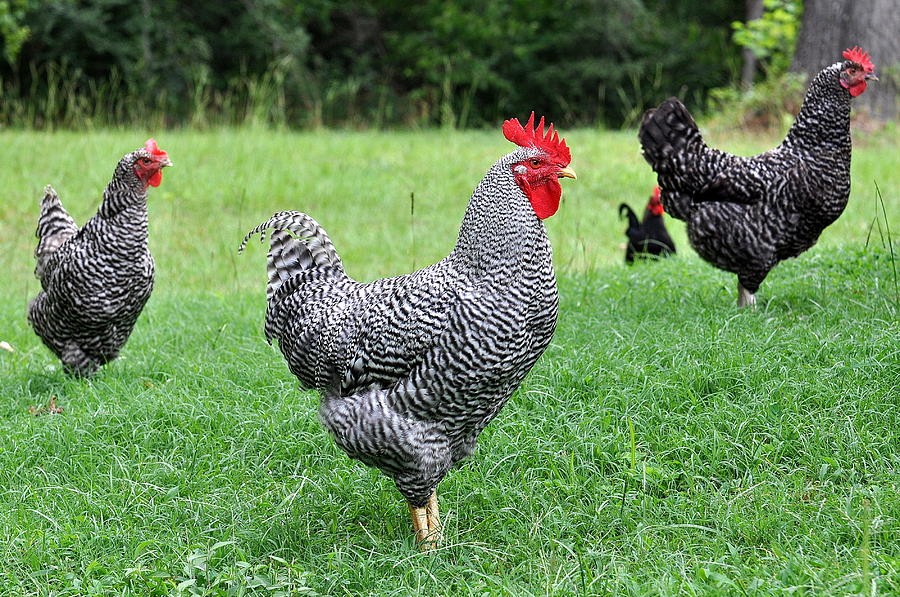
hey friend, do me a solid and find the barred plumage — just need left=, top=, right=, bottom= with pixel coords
left=241, top=118, right=574, bottom=547
left=27, top=141, right=171, bottom=376
left=639, top=54, right=876, bottom=305
left=34, top=185, right=79, bottom=280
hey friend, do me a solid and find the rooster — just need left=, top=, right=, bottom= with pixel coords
left=619, top=186, right=676, bottom=264
left=639, top=47, right=877, bottom=306
left=28, top=139, right=172, bottom=376
left=240, top=114, right=575, bottom=549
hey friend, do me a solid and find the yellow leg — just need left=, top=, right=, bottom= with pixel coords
left=426, top=491, right=441, bottom=541
left=408, top=491, right=441, bottom=551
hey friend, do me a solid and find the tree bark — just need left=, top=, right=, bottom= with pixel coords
left=791, top=0, right=899, bottom=120
left=740, top=0, right=765, bottom=89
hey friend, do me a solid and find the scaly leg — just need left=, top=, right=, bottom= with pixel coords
left=737, top=282, right=757, bottom=309
left=426, top=492, right=441, bottom=542
left=408, top=491, right=441, bottom=551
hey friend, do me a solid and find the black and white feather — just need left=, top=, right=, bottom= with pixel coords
left=241, top=146, right=559, bottom=506
left=28, top=147, right=161, bottom=376
left=639, top=60, right=860, bottom=299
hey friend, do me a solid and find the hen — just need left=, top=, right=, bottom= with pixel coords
left=619, top=186, right=676, bottom=264
left=639, top=47, right=877, bottom=306
left=28, top=139, right=172, bottom=376
left=240, top=114, right=575, bottom=549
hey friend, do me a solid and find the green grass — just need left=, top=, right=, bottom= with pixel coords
left=0, top=127, right=898, bottom=595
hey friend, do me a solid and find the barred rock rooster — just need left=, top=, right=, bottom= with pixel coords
left=639, top=47, right=877, bottom=306
left=240, top=114, right=575, bottom=550
left=619, top=186, right=676, bottom=264
left=28, top=139, right=172, bottom=376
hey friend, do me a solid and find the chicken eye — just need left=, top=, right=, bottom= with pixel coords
left=529, top=159, right=542, bottom=167
left=140, top=157, right=151, bottom=165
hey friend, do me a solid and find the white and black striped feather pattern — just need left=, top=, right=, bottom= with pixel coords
left=243, top=147, right=559, bottom=506
left=28, top=148, right=159, bottom=376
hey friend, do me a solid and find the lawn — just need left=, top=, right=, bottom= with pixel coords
left=0, top=126, right=898, bottom=595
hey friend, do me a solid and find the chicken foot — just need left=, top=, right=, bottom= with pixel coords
left=408, top=491, right=441, bottom=551
left=737, top=282, right=757, bottom=309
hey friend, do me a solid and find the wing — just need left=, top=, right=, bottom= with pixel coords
left=692, top=149, right=798, bottom=207
left=336, top=271, right=460, bottom=397
left=692, top=165, right=767, bottom=206
left=269, top=262, right=461, bottom=397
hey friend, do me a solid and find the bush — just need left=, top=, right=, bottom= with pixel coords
left=0, top=0, right=745, bottom=129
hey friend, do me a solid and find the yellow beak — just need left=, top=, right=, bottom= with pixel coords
left=557, top=166, right=577, bottom=180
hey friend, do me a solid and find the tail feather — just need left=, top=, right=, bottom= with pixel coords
left=638, top=97, right=705, bottom=175
left=639, top=98, right=710, bottom=221
left=618, top=203, right=641, bottom=229
left=34, top=185, right=78, bottom=281
left=239, top=210, right=345, bottom=300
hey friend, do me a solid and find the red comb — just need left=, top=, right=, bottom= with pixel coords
left=843, top=47, right=874, bottom=72
left=144, top=138, right=168, bottom=159
left=652, top=186, right=661, bottom=201
left=502, top=112, right=571, bottom=165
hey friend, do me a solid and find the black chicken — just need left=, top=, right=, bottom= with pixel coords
left=619, top=186, right=676, bottom=264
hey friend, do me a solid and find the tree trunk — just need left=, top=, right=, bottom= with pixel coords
left=791, top=0, right=899, bottom=120
left=740, top=0, right=765, bottom=89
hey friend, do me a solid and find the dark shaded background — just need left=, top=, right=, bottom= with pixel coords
left=0, top=0, right=744, bottom=128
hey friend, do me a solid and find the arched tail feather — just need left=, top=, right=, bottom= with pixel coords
left=239, top=210, right=345, bottom=301
left=618, top=203, right=641, bottom=228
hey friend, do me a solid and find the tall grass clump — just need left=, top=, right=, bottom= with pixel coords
left=0, top=59, right=462, bottom=131
left=0, top=61, right=299, bottom=130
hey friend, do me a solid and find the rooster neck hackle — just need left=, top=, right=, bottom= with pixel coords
left=97, top=154, right=152, bottom=215
left=782, top=62, right=852, bottom=153
left=452, top=149, right=552, bottom=279
left=87, top=156, right=152, bottom=255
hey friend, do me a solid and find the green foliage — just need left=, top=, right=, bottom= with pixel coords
left=0, top=0, right=29, bottom=63
left=707, top=70, right=807, bottom=132
left=732, top=0, right=802, bottom=76
left=0, top=0, right=746, bottom=129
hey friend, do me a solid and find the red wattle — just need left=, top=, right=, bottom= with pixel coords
left=148, top=170, right=163, bottom=187
left=526, top=178, right=561, bottom=219
left=849, top=81, right=867, bottom=97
